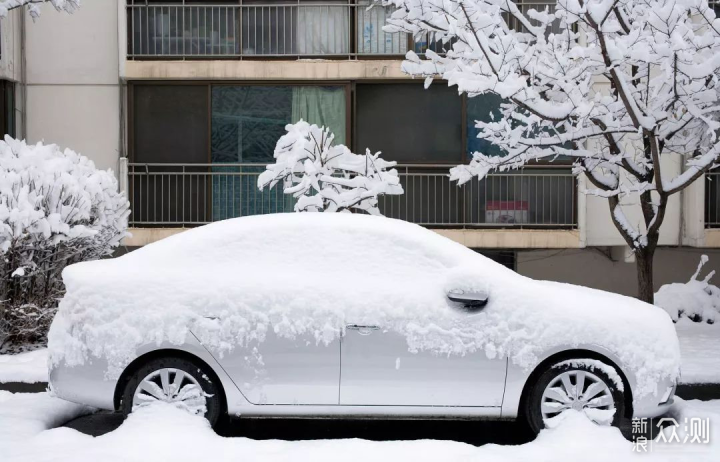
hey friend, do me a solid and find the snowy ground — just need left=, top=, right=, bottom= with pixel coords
left=0, top=349, right=48, bottom=383
left=675, top=320, right=720, bottom=384
left=0, top=391, right=719, bottom=462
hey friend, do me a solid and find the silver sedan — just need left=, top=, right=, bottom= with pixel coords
left=48, top=215, right=679, bottom=434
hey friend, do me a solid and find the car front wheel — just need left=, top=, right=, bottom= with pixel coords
left=122, top=356, right=223, bottom=428
left=526, top=359, right=625, bottom=434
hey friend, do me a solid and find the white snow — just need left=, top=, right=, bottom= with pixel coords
left=655, top=256, right=720, bottom=323
left=257, top=120, right=403, bottom=214
left=1, top=392, right=720, bottom=461
left=0, top=391, right=90, bottom=443
left=49, top=214, right=679, bottom=400
left=675, top=320, right=720, bottom=385
left=0, top=348, right=48, bottom=383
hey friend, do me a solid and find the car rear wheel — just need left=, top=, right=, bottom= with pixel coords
left=122, top=356, right=223, bottom=428
left=526, top=360, right=625, bottom=434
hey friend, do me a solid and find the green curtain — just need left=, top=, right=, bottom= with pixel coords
left=291, top=86, right=346, bottom=145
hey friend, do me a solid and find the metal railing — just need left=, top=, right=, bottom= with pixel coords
left=126, top=2, right=426, bottom=59
left=706, top=171, right=720, bottom=228
left=127, top=163, right=576, bottom=228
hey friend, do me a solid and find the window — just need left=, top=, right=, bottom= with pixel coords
left=356, top=0, right=407, bottom=55
left=0, top=80, right=15, bottom=137
left=131, top=84, right=209, bottom=224
left=211, top=85, right=346, bottom=164
left=133, top=84, right=208, bottom=164
left=466, top=93, right=505, bottom=158
left=210, top=84, right=347, bottom=219
left=355, top=83, right=463, bottom=163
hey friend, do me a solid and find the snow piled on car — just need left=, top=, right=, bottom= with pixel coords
left=48, top=214, right=679, bottom=398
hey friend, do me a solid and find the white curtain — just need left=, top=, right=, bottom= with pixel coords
left=296, top=4, right=350, bottom=55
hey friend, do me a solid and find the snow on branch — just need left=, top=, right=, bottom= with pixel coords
left=382, top=0, right=720, bottom=248
left=0, top=0, right=79, bottom=18
left=258, top=121, right=404, bottom=215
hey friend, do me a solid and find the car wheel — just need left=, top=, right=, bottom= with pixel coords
left=122, top=356, right=223, bottom=428
left=526, top=360, right=625, bottom=434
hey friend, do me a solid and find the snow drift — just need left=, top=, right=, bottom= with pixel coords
left=49, top=214, right=680, bottom=398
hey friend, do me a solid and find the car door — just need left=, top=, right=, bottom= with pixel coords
left=340, top=324, right=507, bottom=407
left=203, top=329, right=340, bottom=405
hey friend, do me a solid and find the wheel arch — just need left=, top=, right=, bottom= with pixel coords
left=113, top=348, right=229, bottom=413
left=517, top=349, right=634, bottom=419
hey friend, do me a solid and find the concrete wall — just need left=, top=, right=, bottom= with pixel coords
left=0, top=9, right=22, bottom=82
left=23, top=0, right=121, bottom=173
left=518, top=247, right=720, bottom=297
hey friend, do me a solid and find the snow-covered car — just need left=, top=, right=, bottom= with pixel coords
left=48, top=214, right=680, bottom=433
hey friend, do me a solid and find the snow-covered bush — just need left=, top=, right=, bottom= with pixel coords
left=0, top=137, right=129, bottom=352
left=655, top=256, right=720, bottom=324
left=257, top=120, right=404, bottom=214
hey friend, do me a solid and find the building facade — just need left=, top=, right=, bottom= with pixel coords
left=0, top=0, right=719, bottom=296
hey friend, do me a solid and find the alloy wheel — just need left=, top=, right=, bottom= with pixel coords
left=132, top=367, right=208, bottom=415
left=540, top=369, right=616, bottom=426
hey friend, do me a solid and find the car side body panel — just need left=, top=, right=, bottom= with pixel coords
left=500, top=342, right=676, bottom=419
left=50, top=339, right=672, bottom=422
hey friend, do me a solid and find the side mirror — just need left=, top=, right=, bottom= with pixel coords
left=447, top=288, right=489, bottom=311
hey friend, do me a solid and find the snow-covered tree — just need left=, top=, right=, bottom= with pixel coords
left=383, top=0, right=720, bottom=303
left=0, top=137, right=129, bottom=352
left=258, top=120, right=404, bottom=214
left=0, top=0, right=78, bottom=18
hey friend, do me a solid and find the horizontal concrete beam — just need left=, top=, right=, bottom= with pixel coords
left=125, top=59, right=411, bottom=81
left=433, top=229, right=581, bottom=249
left=124, top=227, right=582, bottom=249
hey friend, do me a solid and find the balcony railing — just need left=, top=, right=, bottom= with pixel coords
left=126, top=1, right=460, bottom=59
left=126, top=163, right=577, bottom=228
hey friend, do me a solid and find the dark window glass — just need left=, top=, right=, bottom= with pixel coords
left=131, top=84, right=209, bottom=225
left=133, top=84, right=208, bottom=163
left=466, top=93, right=504, bottom=158
left=0, top=80, right=15, bottom=138
left=355, top=84, right=463, bottom=163
left=211, top=85, right=346, bottom=164
left=210, top=85, right=346, bottom=220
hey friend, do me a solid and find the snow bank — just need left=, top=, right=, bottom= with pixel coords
left=0, top=391, right=91, bottom=444
left=5, top=398, right=720, bottom=462
left=0, top=348, right=48, bottom=383
left=655, top=256, right=720, bottom=323
left=675, top=320, right=720, bottom=384
left=49, top=214, right=680, bottom=398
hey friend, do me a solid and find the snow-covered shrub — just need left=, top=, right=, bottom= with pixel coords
left=0, top=137, right=129, bottom=352
left=655, top=256, right=720, bottom=324
left=257, top=120, right=404, bottom=214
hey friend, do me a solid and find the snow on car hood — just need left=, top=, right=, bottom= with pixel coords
left=48, top=214, right=680, bottom=398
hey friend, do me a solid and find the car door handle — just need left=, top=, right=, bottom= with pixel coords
left=346, top=324, right=380, bottom=335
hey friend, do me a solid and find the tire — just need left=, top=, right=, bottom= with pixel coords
left=525, top=359, right=625, bottom=434
left=121, top=356, right=224, bottom=428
